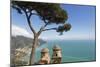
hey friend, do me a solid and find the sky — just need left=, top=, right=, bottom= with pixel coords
left=11, top=3, right=96, bottom=40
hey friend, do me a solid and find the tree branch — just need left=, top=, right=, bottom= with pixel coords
left=28, top=13, right=32, bottom=19
left=28, top=12, right=39, bottom=19
left=23, top=9, right=36, bottom=34
left=37, top=22, right=49, bottom=36
left=43, top=28, right=57, bottom=31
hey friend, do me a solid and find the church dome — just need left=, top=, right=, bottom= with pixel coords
left=53, top=45, right=61, bottom=51
left=41, top=48, right=49, bottom=53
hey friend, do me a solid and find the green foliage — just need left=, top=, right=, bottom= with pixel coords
left=12, top=1, right=71, bottom=35
left=57, top=23, right=71, bottom=35
left=12, top=1, right=68, bottom=24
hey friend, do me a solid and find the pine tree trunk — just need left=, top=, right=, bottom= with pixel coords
left=29, top=34, right=38, bottom=65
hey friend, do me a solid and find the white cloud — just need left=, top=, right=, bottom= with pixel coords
left=12, top=25, right=95, bottom=40
left=12, top=25, right=33, bottom=38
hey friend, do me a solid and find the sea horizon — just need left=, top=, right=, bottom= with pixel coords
left=34, top=39, right=96, bottom=63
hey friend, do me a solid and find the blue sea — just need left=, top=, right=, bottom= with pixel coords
left=35, top=40, right=96, bottom=63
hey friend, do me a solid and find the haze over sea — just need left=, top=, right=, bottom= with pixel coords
left=35, top=39, right=96, bottom=63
